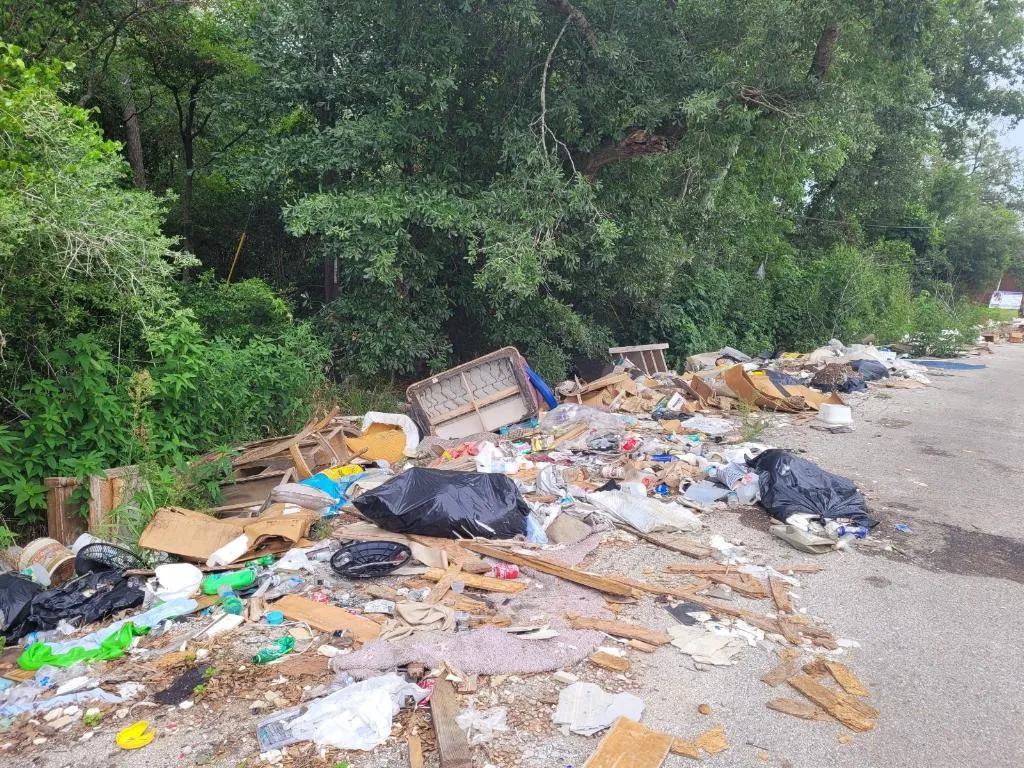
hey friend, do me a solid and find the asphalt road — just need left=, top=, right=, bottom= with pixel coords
left=683, top=344, right=1024, bottom=768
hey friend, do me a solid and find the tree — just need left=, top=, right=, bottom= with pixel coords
left=0, top=42, right=187, bottom=389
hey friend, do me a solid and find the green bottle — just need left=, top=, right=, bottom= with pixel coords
left=201, top=567, right=258, bottom=595
left=252, top=635, right=295, bottom=664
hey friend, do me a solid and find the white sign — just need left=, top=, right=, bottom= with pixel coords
left=988, top=291, right=1023, bottom=310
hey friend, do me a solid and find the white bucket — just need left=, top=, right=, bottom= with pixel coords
left=817, top=403, right=853, bottom=426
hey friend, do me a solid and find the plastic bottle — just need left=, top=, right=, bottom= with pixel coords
left=201, top=567, right=258, bottom=595
left=217, top=584, right=244, bottom=615
left=252, top=635, right=296, bottom=664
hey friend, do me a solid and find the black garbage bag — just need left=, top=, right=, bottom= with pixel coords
left=353, top=467, right=530, bottom=539
left=0, top=573, right=43, bottom=638
left=748, top=449, right=876, bottom=528
left=849, top=359, right=889, bottom=381
left=7, top=570, right=144, bottom=642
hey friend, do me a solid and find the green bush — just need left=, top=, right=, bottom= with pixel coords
left=180, top=273, right=293, bottom=343
left=0, top=313, right=329, bottom=528
left=907, top=291, right=984, bottom=357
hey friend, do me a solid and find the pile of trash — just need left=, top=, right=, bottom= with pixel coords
left=0, top=340, right=912, bottom=764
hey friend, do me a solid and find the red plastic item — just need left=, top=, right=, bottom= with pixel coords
left=490, top=563, right=520, bottom=580
left=310, top=591, right=330, bottom=604
left=621, top=436, right=640, bottom=452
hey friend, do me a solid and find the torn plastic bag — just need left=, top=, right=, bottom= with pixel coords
left=352, top=467, right=530, bottom=539
left=7, top=571, right=144, bottom=642
left=587, top=490, right=701, bottom=533
left=748, top=449, right=876, bottom=528
left=284, top=672, right=428, bottom=750
left=0, top=573, right=43, bottom=637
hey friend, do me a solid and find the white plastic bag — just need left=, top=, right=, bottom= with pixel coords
left=457, top=706, right=508, bottom=744
left=587, top=490, right=701, bottom=533
left=285, top=673, right=427, bottom=751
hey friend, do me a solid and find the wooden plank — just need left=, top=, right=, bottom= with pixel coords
left=422, top=568, right=526, bottom=594
left=426, top=562, right=463, bottom=604
left=766, top=698, right=833, bottom=722
left=761, top=659, right=803, bottom=687
left=583, top=717, right=672, bottom=768
left=787, top=674, right=878, bottom=732
left=273, top=594, right=380, bottom=643
left=694, top=725, right=728, bottom=754
left=462, top=542, right=635, bottom=597
left=705, top=572, right=767, bottom=599
left=777, top=617, right=804, bottom=646
left=288, top=444, right=313, bottom=480
left=567, top=615, right=671, bottom=646
left=232, top=407, right=339, bottom=467
left=430, top=677, right=472, bottom=768
left=408, top=732, right=424, bottom=768
left=634, top=530, right=713, bottom=560
left=768, top=574, right=793, bottom=614
left=803, top=657, right=830, bottom=678
left=825, top=661, right=870, bottom=696
left=590, top=651, right=630, bottom=672
left=630, top=639, right=657, bottom=653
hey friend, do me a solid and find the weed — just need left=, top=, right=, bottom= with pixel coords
left=192, top=684, right=207, bottom=698
left=203, top=666, right=216, bottom=679
left=82, top=711, right=103, bottom=727
left=738, top=402, right=770, bottom=442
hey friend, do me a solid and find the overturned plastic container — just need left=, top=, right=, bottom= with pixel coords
left=817, top=403, right=853, bottom=427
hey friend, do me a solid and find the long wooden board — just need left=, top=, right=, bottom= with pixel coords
left=583, top=717, right=673, bottom=768
left=768, top=574, right=793, bottom=614
left=422, top=568, right=527, bottom=594
left=787, top=673, right=878, bottom=732
left=766, top=698, right=833, bottom=722
left=462, top=542, right=635, bottom=597
left=430, top=677, right=472, bottom=768
left=273, top=594, right=380, bottom=643
left=568, top=615, right=671, bottom=646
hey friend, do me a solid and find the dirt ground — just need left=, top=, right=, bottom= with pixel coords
left=7, top=344, right=1024, bottom=768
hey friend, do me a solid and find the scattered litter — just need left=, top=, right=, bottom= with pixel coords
left=667, top=625, right=744, bottom=666
left=456, top=706, right=508, bottom=744
left=552, top=682, right=644, bottom=736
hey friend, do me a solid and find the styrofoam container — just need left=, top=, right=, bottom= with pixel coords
left=817, top=403, right=853, bottom=426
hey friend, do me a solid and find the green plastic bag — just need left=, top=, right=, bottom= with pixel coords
left=18, top=622, right=150, bottom=671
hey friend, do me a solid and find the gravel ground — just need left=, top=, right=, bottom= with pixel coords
left=9, top=344, right=1024, bottom=768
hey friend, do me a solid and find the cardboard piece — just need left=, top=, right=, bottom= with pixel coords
left=583, top=716, right=673, bottom=768
left=138, top=506, right=316, bottom=563
left=273, top=594, right=381, bottom=643
left=723, top=365, right=802, bottom=412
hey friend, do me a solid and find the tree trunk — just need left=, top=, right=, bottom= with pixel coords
left=121, top=75, right=146, bottom=189
left=181, top=86, right=198, bottom=252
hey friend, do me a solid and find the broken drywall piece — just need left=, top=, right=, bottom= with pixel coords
left=667, top=624, right=744, bottom=666
left=552, top=682, right=644, bottom=737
